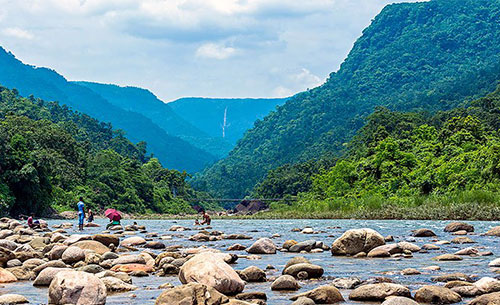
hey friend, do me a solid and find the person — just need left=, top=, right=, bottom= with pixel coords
left=106, top=213, right=121, bottom=229
left=27, top=214, right=33, bottom=228
left=77, top=197, right=85, bottom=231
left=194, top=219, right=200, bottom=226
left=201, top=211, right=211, bottom=225
left=27, top=214, right=40, bottom=229
left=87, top=209, right=94, bottom=223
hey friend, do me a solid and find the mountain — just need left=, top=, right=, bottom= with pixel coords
left=0, top=48, right=216, bottom=172
left=169, top=97, right=286, bottom=145
left=0, top=86, right=216, bottom=216
left=76, top=82, right=232, bottom=158
left=194, top=0, right=500, bottom=199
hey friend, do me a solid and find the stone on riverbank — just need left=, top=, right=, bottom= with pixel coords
left=179, top=252, right=245, bottom=295
left=468, top=292, right=500, bottom=305
left=414, top=285, right=462, bottom=304
left=92, top=234, right=120, bottom=247
left=246, top=238, right=276, bottom=254
left=48, top=271, right=106, bottom=305
left=283, top=263, right=324, bottom=279
left=121, top=236, right=146, bottom=247
left=155, top=282, right=228, bottom=305
left=349, top=283, right=411, bottom=301
left=33, top=267, right=72, bottom=286
left=0, top=267, right=17, bottom=283
left=239, top=266, right=266, bottom=282
left=271, top=275, right=300, bottom=291
left=331, top=228, right=385, bottom=256
left=290, top=285, right=344, bottom=303
left=61, top=246, right=86, bottom=264
left=0, top=294, right=28, bottom=304
left=73, top=240, right=110, bottom=255
left=382, top=296, right=419, bottom=305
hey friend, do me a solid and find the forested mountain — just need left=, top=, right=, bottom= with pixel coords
left=76, top=82, right=232, bottom=158
left=0, top=48, right=216, bottom=172
left=0, top=86, right=215, bottom=216
left=195, top=0, right=500, bottom=199
left=169, top=97, right=286, bottom=146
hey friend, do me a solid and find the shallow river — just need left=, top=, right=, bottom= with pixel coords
left=1, top=219, right=499, bottom=304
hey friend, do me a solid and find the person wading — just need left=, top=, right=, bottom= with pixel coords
left=77, top=197, right=85, bottom=231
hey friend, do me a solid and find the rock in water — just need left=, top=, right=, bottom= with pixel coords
left=414, top=285, right=462, bottom=304
left=331, top=228, right=385, bottom=256
left=271, top=275, right=300, bottom=291
left=290, top=285, right=344, bottom=303
left=485, top=226, right=500, bottom=237
left=246, top=238, right=276, bottom=254
left=468, top=292, right=500, bottom=305
left=48, top=271, right=106, bottom=305
left=382, top=296, right=419, bottom=305
left=155, top=283, right=228, bottom=305
left=444, top=222, right=474, bottom=232
left=179, top=252, right=245, bottom=295
left=0, top=294, right=29, bottom=304
left=349, top=283, right=411, bottom=301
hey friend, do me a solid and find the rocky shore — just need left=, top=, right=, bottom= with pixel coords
left=0, top=218, right=499, bottom=304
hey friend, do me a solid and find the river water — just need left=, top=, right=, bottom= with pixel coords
left=1, top=219, right=499, bottom=304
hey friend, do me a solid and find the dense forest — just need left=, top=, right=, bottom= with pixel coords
left=0, top=86, right=215, bottom=216
left=0, top=49, right=216, bottom=172
left=261, top=85, right=500, bottom=219
left=194, top=0, right=500, bottom=199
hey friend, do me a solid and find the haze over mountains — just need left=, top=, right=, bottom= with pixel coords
left=0, top=48, right=284, bottom=171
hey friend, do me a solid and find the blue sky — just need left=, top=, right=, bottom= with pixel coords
left=0, top=0, right=425, bottom=102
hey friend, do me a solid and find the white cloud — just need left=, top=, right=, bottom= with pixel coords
left=272, top=86, right=294, bottom=98
left=196, top=43, right=236, bottom=60
left=2, top=27, right=34, bottom=40
left=292, top=68, right=323, bottom=88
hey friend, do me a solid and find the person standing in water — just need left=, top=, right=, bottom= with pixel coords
left=77, top=197, right=85, bottom=230
left=87, top=208, right=94, bottom=223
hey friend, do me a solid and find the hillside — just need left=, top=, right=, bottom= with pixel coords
left=0, top=86, right=215, bottom=216
left=76, top=82, right=232, bottom=158
left=169, top=97, right=286, bottom=146
left=0, top=48, right=216, bottom=172
left=194, top=0, right=500, bottom=198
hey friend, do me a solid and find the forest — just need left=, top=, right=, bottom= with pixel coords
left=0, top=86, right=214, bottom=217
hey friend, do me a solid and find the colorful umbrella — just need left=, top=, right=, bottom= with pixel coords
left=104, top=209, right=121, bottom=221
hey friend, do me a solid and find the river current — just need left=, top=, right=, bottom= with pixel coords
left=1, top=219, right=499, bottom=304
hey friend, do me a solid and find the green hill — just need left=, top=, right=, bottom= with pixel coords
left=169, top=97, right=286, bottom=146
left=195, top=0, right=500, bottom=199
left=0, top=48, right=216, bottom=172
left=76, top=82, right=233, bottom=158
left=0, top=86, right=214, bottom=216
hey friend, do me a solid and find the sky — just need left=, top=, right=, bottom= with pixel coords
left=0, top=0, right=426, bottom=102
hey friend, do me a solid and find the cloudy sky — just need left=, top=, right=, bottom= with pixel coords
left=0, top=0, right=424, bottom=102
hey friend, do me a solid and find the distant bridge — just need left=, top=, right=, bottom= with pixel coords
left=181, top=198, right=298, bottom=202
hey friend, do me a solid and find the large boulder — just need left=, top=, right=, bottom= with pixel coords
left=179, top=252, right=245, bottom=295
left=0, top=267, right=17, bottom=283
left=112, top=254, right=146, bottom=266
left=0, top=294, right=29, bottom=304
left=474, top=277, right=500, bottom=294
left=61, top=246, right=86, bottom=264
left=155, top=282, right=228, bottom=305
left=246, top=238, right=276, bottom=254
left=331, top=228, right=385, bottom=256
left=382, top=296, right=419, bottom=305
left=48, top=271, right=107, bottom=305
left=239, top=266, right=266, bottom=282
left=100, top=276, right=137, bottom=292
left=33, top=267, right=72, bottom=286
left=413, top=228, right=437, bottom=237
left=92, top=234, right=120, bottom=247
left=110, top=263, right=153, bottom=274
left=0, top=247, right=15, bottom=265
left=414, top=285, right=462, bottom=304
left=47, top=245, right=68, bottom=260
left=468, top=292, right=500, bottom=305
left=283, top=263, right=324, bottom=279
left=445, top=222, right=474, bottom=233
left=349, top=283, right=411, bottom=301
left=271, top=275, right=300, bottom=291
left=121, top=236, right=146, bottom=247
left=73, top=240, right=110, bottom=255
left=290, top=285, right=344, bottom=304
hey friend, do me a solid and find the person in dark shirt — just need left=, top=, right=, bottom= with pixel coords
left=87, top=209, right=94, bottom=223
left=201, top=211, right=211, bottom=225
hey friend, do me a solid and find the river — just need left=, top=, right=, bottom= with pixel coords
left=1, top=219, right=499, bottom=304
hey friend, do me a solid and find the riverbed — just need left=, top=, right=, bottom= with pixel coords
left=1, top=219, right=499, bottom=304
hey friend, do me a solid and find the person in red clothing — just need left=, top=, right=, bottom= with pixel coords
left=27, top=214, right=33, bottom=228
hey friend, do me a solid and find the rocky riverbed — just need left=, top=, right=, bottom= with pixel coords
left=0, top=218, right=499, bottom=305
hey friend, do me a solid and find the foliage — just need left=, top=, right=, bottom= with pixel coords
left=0, top=86, right=215, bottom=216
left=195, top=0, right=500, bottom=199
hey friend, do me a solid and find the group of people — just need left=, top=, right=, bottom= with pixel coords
left=194, top=211, right=211, bottom=226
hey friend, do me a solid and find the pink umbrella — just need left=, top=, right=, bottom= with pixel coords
left=104, top=209, right=121, bottom=221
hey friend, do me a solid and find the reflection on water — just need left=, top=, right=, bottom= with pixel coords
left=2, top=219, right=499, bottom=304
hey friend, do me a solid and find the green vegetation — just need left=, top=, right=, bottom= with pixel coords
left=262, top=85, right=500, bottom=220
left=0, top=86, right=215, bottom=216
left=195, top=0, right=500, bottom=199
left=0, top=49, right=216, bottom=172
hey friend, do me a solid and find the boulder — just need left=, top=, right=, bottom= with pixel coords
left=451, top=285, right=482, bottom=297
left=33, top=267, right=72, bottom=286
left=155, top=282, right=228, bottom=305
left=246, top=238, right=276, bottom=254
left=489, top=258, right=500, bottom=267
left=349, top=283, right=411, bottom=301
left=283, top=263, right=324, bottom=279
left=111, top=264, right=153, bottom=274
left=33, top=260, right=67, bottom=274
left=112, top=254, right=146, bottom=266
left=485, top=226, right=500, bottom=237
left=0, top=267, right=17, bottom=283
left=47, top=245, right=68, bottom=260
left=227, top=244, right=247, bottom=251
left=282, top=240, right=298, bottom=250
left=179, top=252, right=245, bottom=295
left=6, top=266, right=35, bottom=280
left=382, top=296, right=419, bottom=305
left=73, top=240, right=110, bottom=255
left=413, top=228, right=437, bottom=237
left=331, top=228, right=385, bottom=256
left=397, top=241, right=421, bottom=252
left=0, top=239, right=18, bottom=250
left=414, top=285, right=462, bottom=304
left=92, top=234, right=120, bottom=247
left=432, top=273, right=472, bottom=283
left=145, top=241, right=165, bottom=249
left=0, top=294, right=29, bottom=304
left=332, top=277, right=362, bottom=289
left=289, top=240, right=316, bottom=253
left=445, top=222, right=474, bottom=233
left=121, top=236, right=146, bottom=247
left=101, top=276, right=137, bottom=292
left=474, top=277, right=500, bottom=294
left=451, top=236, right=475, bottom=244
left=271, top=275, right=300, bottom=291
left=469, top=292, right=500, bottom=305
left=290, top=285, right=344, bottom=303
left=284, top=256, right=310, bottom=270
left=0, top=247, right=15, bottom=265
left=61, top=246, right=86, bottom=264
left=291, top=297, right=315, bottom=305
left=455, top=247, right=478, bottom=256
left=239, top=266, right=266, bottom=282
left=48, top=271, right=106, bottom=305
left=433, top=254, right=462, bottom=261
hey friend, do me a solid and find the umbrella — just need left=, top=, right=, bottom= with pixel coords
left=104, top=209, right=121, bottom=221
